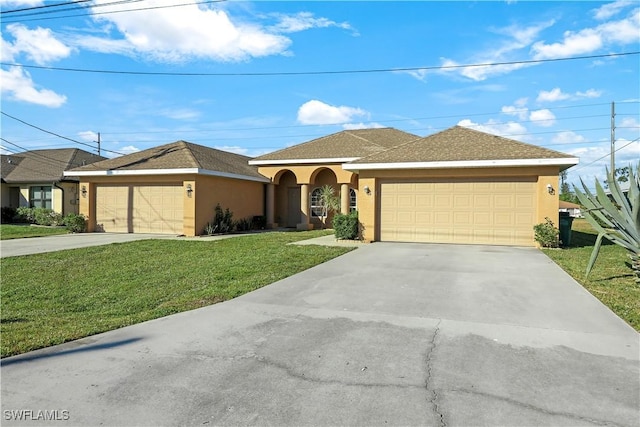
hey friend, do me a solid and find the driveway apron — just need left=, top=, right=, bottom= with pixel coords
left=1, top=243, right=638, bottom=426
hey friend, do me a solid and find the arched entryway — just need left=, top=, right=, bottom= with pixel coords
left=309, top=168, right=339, bottom=229
left=274, top=170, right=299, bottom=228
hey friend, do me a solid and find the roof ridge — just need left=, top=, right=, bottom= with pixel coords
left=178, top=141, right=204, bottom=169
left=350, top=133, right=424, bottom=162
left=343, top=130, right=385, bottom=147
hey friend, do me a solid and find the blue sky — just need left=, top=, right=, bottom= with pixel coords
left=1, top=0, right=639, bottom=187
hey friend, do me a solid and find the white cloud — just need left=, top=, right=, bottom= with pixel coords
left=529, top=109, right=556, bottom=126
left=3, top=24, right=72, bottom=65
left=78, top=131, right=98, bottom=142
left=537, top=88, right=570, bottom=103
left=120, top=145, right=141, bottom=155
left=457, top=119, right=530, bottom=140
left=159, top=108, right=201, bottom=121
left=0, top=66, right=67, bottom=107
left=75, top=0, right=291, bottom=62
left=532, top=8, right=640, bottom=59
left=620, top=117, right=640, bottom=130
left=214, top=145, right=249, bottom=156
left=593, top=0, right=633, bottom=20
left=537, top=87, right=603, bottom=102
left=342, top=122, right=385, bottom=130
left=297, top=100, right=368, bottom=125
left=435, top=20, right=554, bottom=81
left=552, top=131, right=587, bottom=144
left=269, top=12, right=357, bottom=35
left=0, top=0, right=43, bottom=6
left=501, top=97, right=529, bottom=120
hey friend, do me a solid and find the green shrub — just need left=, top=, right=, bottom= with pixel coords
left=34, top=208, right=63, bottom=226
left=333, top=211, right=359, bottom=240
left=63, top=213, right=87, bottom=233
left=1, top=207, right=16, bottom=224
left=203, top=204, right=234, bottom=235
left=235, top=217, right=253, bottom=232
left=252, top=215, right=266, bottom=230
left=16, top=207, right=36, bottom=223
left=534, top=217, right=560, bottom=248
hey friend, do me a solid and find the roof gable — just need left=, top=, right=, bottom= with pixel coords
left=250, top=128, right=420, bottom=163
left=69, top=141, right=267, bottom=181
left=346, top=126, right=579, bottom=169
left=1, top=148, right=105, bottom=183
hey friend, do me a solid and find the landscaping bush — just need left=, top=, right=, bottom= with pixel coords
left=203, top=203, right=234, bottom=235
left=16, top=207, right=36, bottom=223
left=235, top=217, right=253, bottom=232
left=63, top=213, right=87, bottom=233
left=252, top=215, right=266, bottom=230
left=34, top=208, right=63, bottom=226
left=534, top=217, right=560, bottom=248
left=333, top=211, right=359, bottom=240
left=1, top=207, right=16, bottom=224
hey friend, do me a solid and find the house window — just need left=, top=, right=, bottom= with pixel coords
left=30, top=186, right=52, bottom=209
left=349, top=188, right=357, bottom=212
left=311, top=187, right=323, bottom=217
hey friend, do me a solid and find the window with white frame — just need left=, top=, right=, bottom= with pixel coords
left=349, top=188, right=357, bottom=212
left=30, top=186, right=52, bottom=209
left=310, top=187, right=323, bottom=217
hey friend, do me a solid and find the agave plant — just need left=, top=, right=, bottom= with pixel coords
left=573, top=163, right=640, bottom=283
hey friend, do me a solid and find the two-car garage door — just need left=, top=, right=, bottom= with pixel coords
left=380, top=179, right=536, bottom=246
left=95, top=185, right=183, bottom=234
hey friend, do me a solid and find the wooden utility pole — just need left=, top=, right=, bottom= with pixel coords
left=96, top=132, right=101, bottom=156
left=611, top=102, right=615, bottom=171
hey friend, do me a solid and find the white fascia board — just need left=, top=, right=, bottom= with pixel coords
left=343, top=157, right=580, bottom=171
left=64, top=168, right=270, bottom=183
left=248, top=157, right=359, bottom=166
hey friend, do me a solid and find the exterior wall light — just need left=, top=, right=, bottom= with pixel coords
left=363, top=185, right=371, bottom=195
left=81, top=185, right=87, bottom=197
left=546, top=184, right=555, bottom=195
left=186, top=184, right=193, bottom=197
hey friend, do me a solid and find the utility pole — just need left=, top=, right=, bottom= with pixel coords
left=96, top=132, right=101, bottom=156
left=610, top=101, right=615, bottom=171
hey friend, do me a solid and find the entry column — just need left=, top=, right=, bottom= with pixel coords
left=297, top=183, right=312, bottom=230
left=265, top=183, right=276, bottom=228
left=340, top=183, right=350, bottom=214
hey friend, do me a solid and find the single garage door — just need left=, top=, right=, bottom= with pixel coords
left=95, top=185, right=184, bottom=234
left=380, top=179, right=536, bottom=246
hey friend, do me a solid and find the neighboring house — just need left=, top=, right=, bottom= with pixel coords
left=559, top=200, right=582, bottom=218
left=64, top=141, right=269, bottom=235
left=252, top=125, right=579, bottom=246
left=1, top=148, right=105, bottom=215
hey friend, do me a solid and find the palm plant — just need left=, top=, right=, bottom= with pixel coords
left=573, top=163, right=639, bottom=283
left=317, top=185, right=340, bottom=228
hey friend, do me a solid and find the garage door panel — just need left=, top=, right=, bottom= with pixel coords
left=380, top=180, right=536, bottom=246
left=95, top=184, right=183, bottom=234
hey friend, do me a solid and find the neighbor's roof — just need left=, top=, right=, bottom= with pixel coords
left=67, top=141, right=269, bottom=182
left=345, top=126, right=579, bottom=170
left=249, top=128, right=420, bottom=164
left=559, top=200, right=581, bottom=209
left=1, top=148, right=105, bottom=183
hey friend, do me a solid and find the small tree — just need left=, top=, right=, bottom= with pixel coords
left=317, top=185, right=340, bottom=228
left=573, top=163, right=640, bottom=283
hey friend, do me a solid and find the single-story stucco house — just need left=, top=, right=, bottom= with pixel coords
left=559, top=200, right=583, bottom=218
left=1, top=148, right=105, bottom=216
left=251, top=125, right=579, bottom=246
left=66, top=126, right=579, bottom=246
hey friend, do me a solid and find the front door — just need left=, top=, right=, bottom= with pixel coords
left=287, top=187, right=300, bottom=228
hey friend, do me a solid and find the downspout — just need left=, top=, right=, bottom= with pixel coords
left=53, top=181, right=65, bottom=216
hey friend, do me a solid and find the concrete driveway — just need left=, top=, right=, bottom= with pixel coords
left=1, top=243, right=638, bottom=426
left=0, top=233, right=176, bottom=258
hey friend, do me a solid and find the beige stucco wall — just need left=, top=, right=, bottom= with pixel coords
left=78, top=174, right=264, bottom=236
left=356, top=166, right=562, bottom=243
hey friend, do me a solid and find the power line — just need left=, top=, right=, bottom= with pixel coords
left=2, top=51, right=638, bottom=77
left=1, top=112, right=125, bottom=156
left=570, top=137, right=640, bottom=173
left=0, top=0, right=225, bottom=23
left=3, top=0, right=143, bottom=18
left=0, top=0, right=92, bottom=14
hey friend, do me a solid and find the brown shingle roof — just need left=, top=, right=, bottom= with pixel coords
left=350, top=126, right=576, bottom=164
left=250, top=128, right=420, bottom=162
left=1, top=149, right=105, bottom=183
left=70, top=141, right=267, bottom=180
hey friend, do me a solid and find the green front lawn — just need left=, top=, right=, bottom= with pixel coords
left=0, top=224, right=69, bottom=240
left=0, top=230, right=352, bottom=357
left=543, top=218, right=640, bottom=331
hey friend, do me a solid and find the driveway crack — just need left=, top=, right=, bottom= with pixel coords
left=424, top=319, right=445, bottom=427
